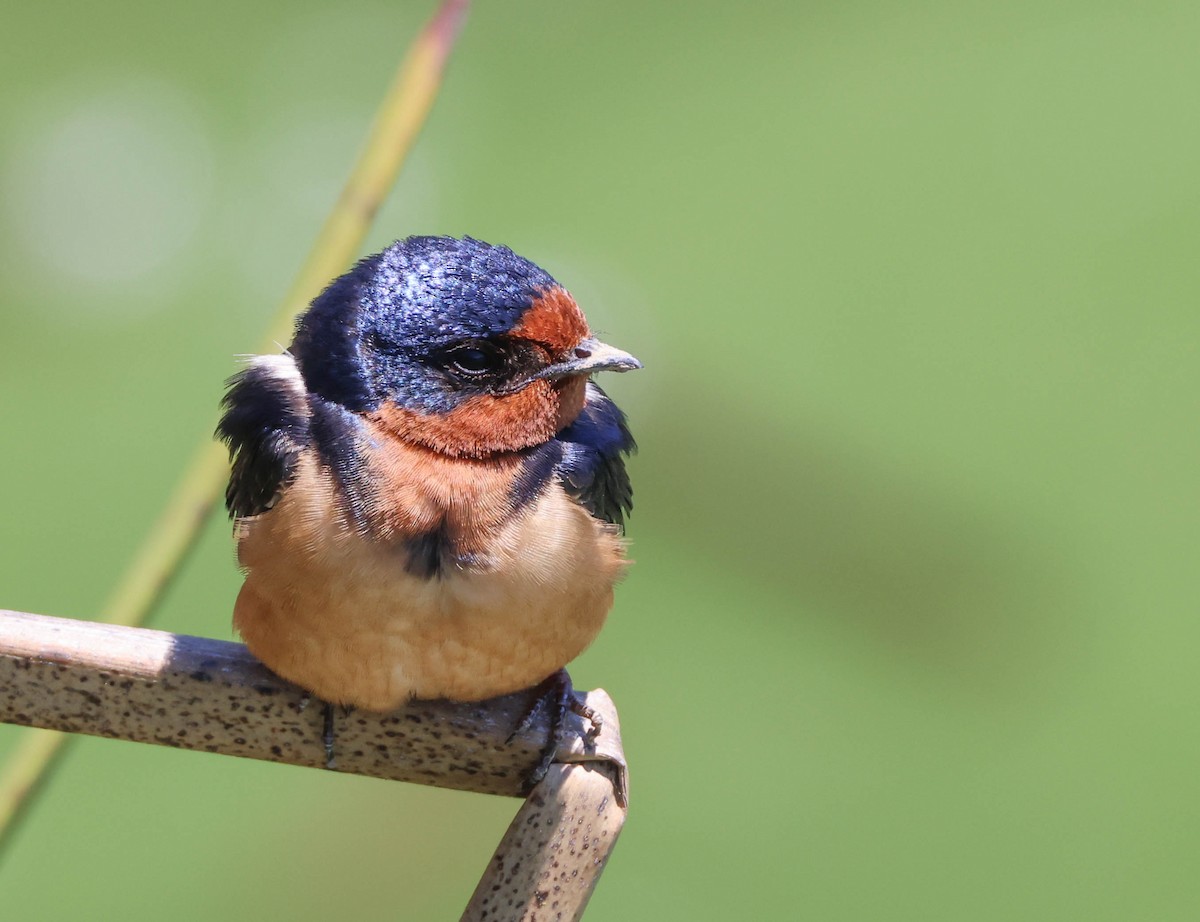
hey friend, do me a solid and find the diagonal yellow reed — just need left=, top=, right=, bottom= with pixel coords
left=0, top=0, right=472, bottom=857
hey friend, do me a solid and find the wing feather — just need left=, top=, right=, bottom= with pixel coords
left=216, top=355, right=311, bottom=519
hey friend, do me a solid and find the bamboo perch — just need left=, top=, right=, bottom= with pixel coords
left=0, top=609, right=627, bottom=799
left=464, top=763, right=627, bottom=921
left=0, top=609, right=627, bottom=920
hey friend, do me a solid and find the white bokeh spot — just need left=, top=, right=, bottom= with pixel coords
left=4, top=76, right=213, bottom=294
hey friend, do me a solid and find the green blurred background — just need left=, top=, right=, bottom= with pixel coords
left=2, top=0, right=1198, bottom=918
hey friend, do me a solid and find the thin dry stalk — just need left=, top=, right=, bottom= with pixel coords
left=0, top=0, right=472, bottom=852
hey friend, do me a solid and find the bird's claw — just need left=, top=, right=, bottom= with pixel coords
left=513, top=669, right=601, bottom=792
left=322, top=701, right=337, bottom=769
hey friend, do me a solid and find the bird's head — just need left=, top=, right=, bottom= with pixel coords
left=290, top=236, right=640, bottom=458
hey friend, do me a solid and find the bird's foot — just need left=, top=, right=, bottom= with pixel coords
left=509, top=669, right=601, bottom=791
left=322, top=701, right=337, bottom=769
left=316, top=700, right=355, bottom=769
left=294, top=692, right=340, bottom=768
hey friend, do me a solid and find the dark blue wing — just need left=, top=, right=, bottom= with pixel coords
left=216, top=357, right=311, bottom=519
left=555, top=382, right=636, bottom=529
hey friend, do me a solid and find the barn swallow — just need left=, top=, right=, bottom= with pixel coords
left=217, top=235, right=639, bottom=771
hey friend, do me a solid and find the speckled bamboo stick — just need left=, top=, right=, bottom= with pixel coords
left=462, top=762, right=627, bottom=922
left=0, top=608, right=629, bottom=918
left=0, top=609, right=628, bottom=805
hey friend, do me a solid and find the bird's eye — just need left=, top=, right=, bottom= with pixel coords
left=444, top=341, right=504, bottom=377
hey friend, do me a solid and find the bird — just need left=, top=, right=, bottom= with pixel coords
left=216, top=235, right=639, bottom=768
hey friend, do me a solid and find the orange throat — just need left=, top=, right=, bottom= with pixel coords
left=366, top=375, right=587, bottom=458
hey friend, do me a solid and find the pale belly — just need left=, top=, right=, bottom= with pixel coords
left=232, top=458, right=627, bottom=710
